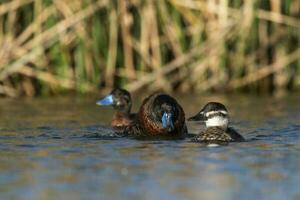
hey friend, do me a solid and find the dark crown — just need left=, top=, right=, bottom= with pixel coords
left=202, top=102, right=227, bottom=113
left=201, top=102, right=228, bottom=119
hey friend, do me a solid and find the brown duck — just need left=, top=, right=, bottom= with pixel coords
left=125, top=93, right=187, bottom=139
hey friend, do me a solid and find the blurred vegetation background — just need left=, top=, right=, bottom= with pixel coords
left=0, top=0, right=299, bottom=97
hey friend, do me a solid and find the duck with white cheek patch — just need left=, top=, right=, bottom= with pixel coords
left=188, top=102, right=245, bottom=144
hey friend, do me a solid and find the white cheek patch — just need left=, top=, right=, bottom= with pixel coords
left=205, top=110, right=228, bottom=118
left=206, top=116, right=228, bottom=127
left=220, top=110, right=227, bottom=115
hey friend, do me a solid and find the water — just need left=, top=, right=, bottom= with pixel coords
left=0, top=94, right=300, bottom=200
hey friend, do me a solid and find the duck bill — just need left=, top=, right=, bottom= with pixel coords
left=96, top=94, right=114, bottom=106
left=162, top=112, right=175, bottom=131
left=188, top=112, right=206, bottom=121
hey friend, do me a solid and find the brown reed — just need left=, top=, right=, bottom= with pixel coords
left=0, top=0, right=299, bottom=97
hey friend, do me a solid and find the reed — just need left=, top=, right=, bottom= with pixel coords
left=0, top=0, right=299, bottom=97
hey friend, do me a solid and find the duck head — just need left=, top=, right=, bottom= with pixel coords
left=188, top=102, right=229, bottom=129
left=96, top=88, right=132, bottom=114
left=148, top=94, right=182, bottom=133
left=139, top=93, right=186, bottom=137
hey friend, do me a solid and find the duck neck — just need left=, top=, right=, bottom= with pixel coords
left=207, top=125, right=228, bottom=131
left=206, top=116, right=228, bottom=130
left=114, top=110, right=130, bottom=118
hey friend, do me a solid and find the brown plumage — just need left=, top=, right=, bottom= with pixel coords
left=111, top=112, right=135, bottom=128
left=96, top=88, right=135, bottom=129
left=124, top=93, right=187, bottom=139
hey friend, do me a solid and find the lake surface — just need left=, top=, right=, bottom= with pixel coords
left=0, top=93, right=300, bottom=200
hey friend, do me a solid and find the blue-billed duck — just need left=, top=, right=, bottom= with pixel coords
left=96, top=88, right=135, bottom=128
left=188, top=102, right=245, bottom=144
left=124, top=93, right=187, bottom=139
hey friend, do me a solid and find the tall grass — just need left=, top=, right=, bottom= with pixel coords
left=0, top=0, right=299, bottom=97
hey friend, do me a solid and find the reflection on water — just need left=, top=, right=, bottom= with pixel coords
left=0, top=94, right=300, bottom=200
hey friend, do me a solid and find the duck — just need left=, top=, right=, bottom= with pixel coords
left=96, top=88, right=135, bottom=129
left=124, top=93, right=187, bottom=139
left=188, top=102, right=245, bottom=144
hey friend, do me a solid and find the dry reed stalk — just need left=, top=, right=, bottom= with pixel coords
left=0, top=85, right=17, bottom=97
left=0, top=4, right=75, bottom=71
left=54, top=0, right=94, bottom=81
left=228, top=49, right=300, bottom=90
left=6, top=5, right=17, bottom=35
left=138, top=5, right=150, bottom=73
left=15, top=6, right=56, bottom=46
left=270, top=0, right=284, bottom=92
left=147, top=0, right=170, bottom=92
left=257, top=10, right=300, bottom=29
left=126, top=6, right=238, bottom=92
left=296, top=76, right=300, bottom=87
left=105, top=7, right=118, bottom=87
left=118, top=0, right=136, bottom=80
left=0, top=0, right=298, bottom=96
left=0, top=0, right=34, bottom=16
left=192, top=28, right=239, bottom=92
left=158, top=0, right=187, bottom=92
left=172, top=0, right=300, bottom=29
left=0, top=7, right=56, bottom=72
left=53, top=0, right=88, bottom=40
left=138, top=5, right=151, bottom=73
left=0, top=0, right=108, bottom=85
left=18, top=0, right=44, bottom=96
left=126, top=45, right=201, bottom=92
left=131, top=38, right=153, bottom=69
left=32, top=0, right=48, bottom=73
left=22, top=77, right=35, bottom=96
left=18, top=65, right=76, bottom=89
left=158, top=1, right=183, bottom=57
left=0, top=47, right=43, bottom=81
left=22, top=0, right=108, bottom=51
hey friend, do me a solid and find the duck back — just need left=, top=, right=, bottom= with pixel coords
left=192, top=127, right=244, bottom=144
